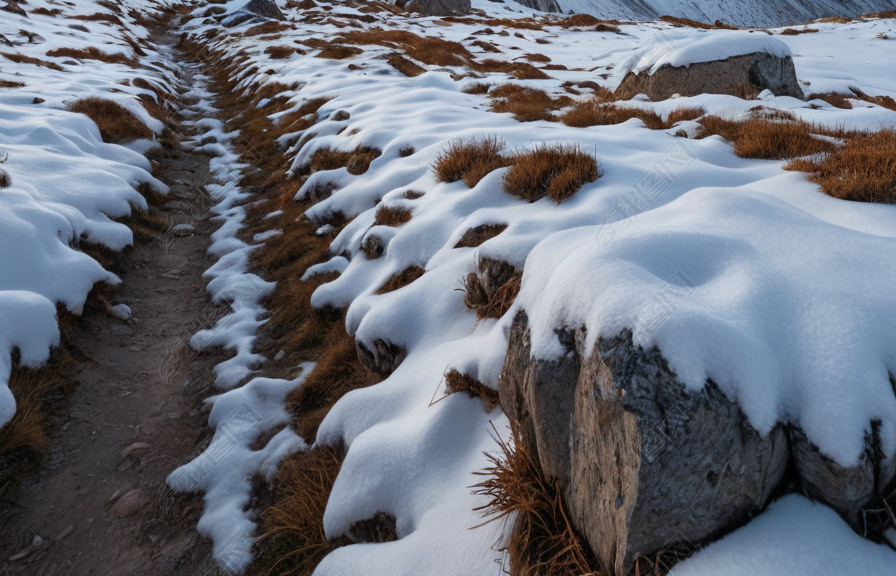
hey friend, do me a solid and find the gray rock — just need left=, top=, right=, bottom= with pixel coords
left=500, top=312, right=789, bottom=575
left=614, top=52, right=804, bottom=101
left=402, top=0, right=471, bottom=16
left=242, top=0, right=286, bottom=20
left=509, top=0, right=561, bottom=12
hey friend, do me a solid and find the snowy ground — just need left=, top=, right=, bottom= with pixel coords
left=0, top=0, right=174, bottom=426
left=4, top=0, right=896, bottom=574
left=168, top=2, right=896, bottom=575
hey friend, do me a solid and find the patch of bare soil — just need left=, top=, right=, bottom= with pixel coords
left=0, top=35, right=231, bottom=576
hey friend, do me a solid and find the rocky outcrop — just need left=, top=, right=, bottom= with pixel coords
left=499, top=310, right=895, bottom=574
left=614, top=52, right=804, bottom=101
left=223, top=0, right=286, bottom=26
left=401, top=0, right=471, bottom=16
left=510, top=0, right=562, bottom=12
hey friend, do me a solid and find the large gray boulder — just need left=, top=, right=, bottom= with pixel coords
left=401, top=0, right=471, bottom=16
left=499, top=309, right=896, bottom=574
left=614, top=51, right=804, bottom=101
left=510, top=0, right=562, bottom=12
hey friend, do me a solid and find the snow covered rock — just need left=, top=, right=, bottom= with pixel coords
left=614, top=31, right=804, bottom=101
left=510, top=0, right=562, bottom=12
left=224, top=0, right=285, bottom=26
left=500, top=312, right=789, bottom=575
left=402, top=0, right=471, bottom=16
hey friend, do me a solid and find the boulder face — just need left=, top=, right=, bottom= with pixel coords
left=243, top=0, right=286, bottom=20
left=614, top=52, right=805, bottom=101
left=499, top=311, right=787, bottom=575
left=509, top=0, right=562, bottom=12
left=499, top=310, right=896, bottom=575
left=402, top=0, right=471, bottom=16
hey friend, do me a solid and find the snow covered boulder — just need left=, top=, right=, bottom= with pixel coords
left=613, top=31, right=804, bottom=101
left=401, top=0, right=471, bottom=16
left=223, top=0, right=285, bottom=26
left=499, top=187, right=896, bottom=574
left=500, top=313, right=789, bottom=576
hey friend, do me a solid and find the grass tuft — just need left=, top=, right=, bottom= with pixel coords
left=489, top=84, right=572, bottom=122
left=472, top=426, right=600, bottom=576
left=376, top=265, right=425, bottom=294
left=373, top=205, right=412, bottom=227
left=433, top=136, right=510, bottom=187
left=699, top=116, right=835, bottom=159
left=455, top=223, right=508, bottom=248
left=462, top=268, right=522, bottom=320
left=46, top=47, right=135, bottom=66
left=309, top=146, right=381, bottom=175
left=561, top=101, right=664, bottom=129
left=786, top=129, right=896, bottom=203
left=443, top=369, right=499, bottom=411
left=68, top=97, right=153, bottom=143
left=503, top=144, right=600, bottom=203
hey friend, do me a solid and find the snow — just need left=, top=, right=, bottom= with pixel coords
left=0, top=0, right=168, bottom=427
left=4, top=0, right=896, bottom=574
left=613, top=29, right=793, bottom=82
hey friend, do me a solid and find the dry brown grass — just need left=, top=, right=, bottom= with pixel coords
left=786, top=129, right=896, bottom=203
left=264, top=45, right=298, bottom=59
left=476, top=59, right=551, bottom=80
left=337, top=29, right=473, bottom=67
left=472, top=426, right=600, bottom=576
left=779, top=27, right=819, bottom=35
left=433, top=136, right=511, bottom=187
left=489, top=84, right=573, bottom=122
left=72, top=12, right=123, bottom=25
left=46, top=47, right=135, bottom=66
left=523, top=52, right=551, bottom=63
left=0, top=350, right=76, bottom=496
left=317, top=44, right=363, bottom=59
left=462, top=82, right=492, bottom=95
left=31, top=6, right=63, bottom=16
left=659, top=15, right=738, bottom=29
left=1, top=52, right=64, bottom=71
left=561, top=101, right=664, bottom=130
left=850, top=87, right=896, bottom=111
left=68, top=97, right=153, bottom=143
left=308, top=146, right=381, bottom=175
left=376, top=265, right=425, bottom=294
left=462, top=268, right=522, bottom=320
left=503, top=145, right=600, bottom=203
left=666, top=106, right=705, bottom=125
left=698, top=116, right=835, bottom=159
left=455, top=223, right=508, bottom=248
left=373, top=205, right=412, bottom=227
left=0, top=79, right=25, bottom=89
left=386, top=52, right=425, bottom=76
left=808, top=92, right=853, bottom=109
left=250, top=444, right=346, bottom=576
left=443, top=369, right=499, bottom=411
left=287, top=327, right=380, bottom=442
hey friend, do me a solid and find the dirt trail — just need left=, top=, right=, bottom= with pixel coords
left=0, top=28, right=229, bottom=576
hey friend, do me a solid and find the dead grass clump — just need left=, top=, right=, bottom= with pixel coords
left=594, top=23, right=623, bottom=33
left=665, top=106, right=705, bottom=125
left=489, top=84, right=572, bottom=122
left=376, top=265, right=425, bottom=294
left=786, top=129, right=896, bottom=203
left=472, top=426, right=599, bottom=576
left=808, top=92, right=853, bottom=109
left=46, top=47, right=135, bottom=66
left=0, top=79, right=25, bottom=89
left=443, top=369, right=499, bottom=411
left=310, top=42, right=362, bottom=59
left=850, top=87, right=896, bottom=112
left=462, top=82, right=491, bottom=95
left=373, top=205, right=412, bottom=227
left=2, top=52, right=64, bottom=71
left=337, top=29, right=473, bottom=67
left=308, top=146, right=381, bottom=175
left=476, top=59, right=551, bottom=80
left=0, top=349, right=76, bottom=497
left=68, top=97, right=153, bottom=143
left=245, top=21, right=293, bottom=36
left=523, top=52, right=551, bottom=63
left=72, top=12, right=123, bottom=25
left=472, top=40, right=503, bottom=53
left=557, top=13, right=603, bottom=27
left=250, top=444, right=346, bottom=576
left=434, top=136, right=510, bottom=187
left=264, top=45, right=297, bottom=59
left=455, top=223, right=508, bottom=248
left=287, top=327, right=380, bottom=442
left=386, top=52, right=425, bottom=76
left=31, top=7, right=63, bottom=16
left=503, top=145, right=600, bottom=203
left=561, top=100, right=664, bottom=130
left=699, top=116, right=835, bottom=159
left=462, top=268, right=522, bottom=320
left=779, top=27, right=819, bottom=35
left=659, top=15, right=737, bottom=29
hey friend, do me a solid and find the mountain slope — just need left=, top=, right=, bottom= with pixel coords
left=545, top=0, right=896, bottom=27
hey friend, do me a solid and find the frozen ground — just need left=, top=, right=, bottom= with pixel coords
left=3, top=0, right=896, bottom=574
